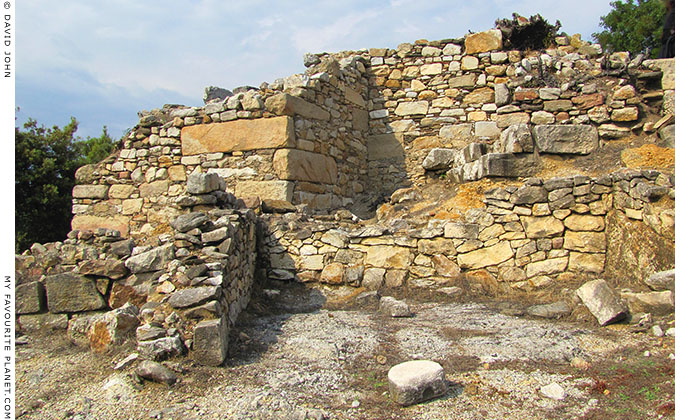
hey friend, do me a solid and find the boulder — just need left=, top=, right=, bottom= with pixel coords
left=136, top=361, right=177, bottom=385
left=388, top=360, right=448, bottom=406
left=576, top=279, right=628, bottom=325
left=379, top=296, right=412, bottom=317
left=644, top=269, right=674, bottom=292
left=620, top=291, right=674, bottom=315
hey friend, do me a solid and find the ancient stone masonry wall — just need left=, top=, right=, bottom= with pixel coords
left=71, top=55, right=370, bottom=240
left=259, top=168, right=674, bottom=291
left=356, top=31, right=675, bottom=189
left=17, top=173, right=256, bottom=366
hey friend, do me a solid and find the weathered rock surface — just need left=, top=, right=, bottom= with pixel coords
left=125, top=244, right=175, bottom=274
left=136, top=360, right=177, bottom=385
left=388, top=360, right=448, bottom=406
left=379, top=296, right=412, bottom=317
left=181, top=116, right=295, bottom=154
left=576, top=279, right=628, bottom=325
left=533, top=125, right=598, bottom=154
left=16, top=281, right=46, bottom=315
left=644, top=269, right=674, bottom=292
left=45, top=273, right=106, bottom=313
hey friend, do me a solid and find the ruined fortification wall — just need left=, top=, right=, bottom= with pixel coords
left=16, top=25, right=675, bottom=366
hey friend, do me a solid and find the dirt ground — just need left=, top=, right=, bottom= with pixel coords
left=16, top=282, right=675, bottom=420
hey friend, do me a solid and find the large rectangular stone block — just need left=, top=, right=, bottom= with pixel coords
left=45, top=273, right=106, bottom=313
left=16, top=281, right=46, bottom=314
left=264, top=93, right=330, bottom=120
left=533, top=125, right=598, bottom=155
left=71, top=215, right=130, bottom=237
left=73, top=185, right=109, bottom=199
left=457, top=241, right=513, bottom=269
left=235, top=180, right=294, bottom=202
left=181, top=116, right=295, bottom=155
left=273, top=149, right=337, bottom=184
left=193, top=318, right=229, bottom=366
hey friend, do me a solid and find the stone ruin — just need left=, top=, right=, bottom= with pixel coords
left=15, top=17, right=675, bottom=368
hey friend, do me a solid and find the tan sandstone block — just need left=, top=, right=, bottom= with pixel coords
left=273, top=149, right=337, bottom=184
left=181, top=116, right=295, bottom=155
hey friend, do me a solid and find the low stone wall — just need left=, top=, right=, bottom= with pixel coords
left=259, top=168, right=674, bottom=291
left=17, top=173, right=257, bottom=366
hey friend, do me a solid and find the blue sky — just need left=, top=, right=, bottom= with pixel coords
left=17, top=0, right=615, bottom=139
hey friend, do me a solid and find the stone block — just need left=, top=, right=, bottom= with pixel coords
left=464, top=29, right=502, bottom=54
left=72, top=185, right=109, bottom=199
left=462, top=87, right=494, bottom=105
left=533, top=125, right=598, bottom=155
left=422, top=148, right=459, bottom=171
left=576, top=279, right=628, bottom=325
left=168, top=286, right=222, bottom=309
left=379, top=296, right=412, bottom=317
left=521, top=216, right=564, bottom=238
left=193, top=318, right=229, bottom=366
left=45, top=272, right=106, bottom=313
left=449, top=74, right=477, bottom=88
left=388, top=360, right=448, bottom=406
left=187, top=173, right=225, bottom=194
left=495, top=124, right=534, bottom=153
left=78, top=260, right=128, bottom=279
left=72, top=215, right=130, bottom=237
left=265, top=93, right=330, bottom=120
left=18, top=313, right=69, bottom=333
left=365, top=246, right=413, bottom=269
left=108, top=184, right=135, bottom=199
left=568, top=252, right=605, bottom=274
left=181, top=116, right=295, bottom=155
left=273, top=149, right=337, bottom=184
left=125, top=244, right=175, bottom=274
left=234, top=180, right=294, bottom=202
left=563, top=231, right=606, bottom=253
left=140, top=180, right=170, bottom=198
left=394, top=101, right=429, bottom=116
left=457, top=241, right=513, bottom=269
left=563, top=214, right=605, bottom=231
left=525, top=257, right=568, bottom=278
left=16, top=281, right=46, bottom=314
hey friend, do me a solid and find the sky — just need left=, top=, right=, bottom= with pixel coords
left=15, top=0, right=617, bottom=139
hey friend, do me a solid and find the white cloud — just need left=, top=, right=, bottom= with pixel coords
left=291, top=9, right=383, bottom=53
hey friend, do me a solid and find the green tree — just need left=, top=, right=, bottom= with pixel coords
left=15, top=117, right=118, bottom=252
left=592, top=0, right=666, bottom=56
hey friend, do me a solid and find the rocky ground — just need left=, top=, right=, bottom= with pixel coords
left=16, top=282, right=674, bottom=420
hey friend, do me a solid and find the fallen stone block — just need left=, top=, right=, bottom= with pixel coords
left=136, top=360, right=177, bottom=385
left=644, top=269, right=674, bottom=292
left=620, top=290, right=674, bottom=316
left=379, top=296, right=412, bottom=317
left=527, top=301, right=571, bottom=319
left=388, top=360, right=448, bottom=406
left=576, top=279, right=628, bottom=325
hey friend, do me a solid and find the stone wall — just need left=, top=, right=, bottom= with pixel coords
left=258, top=168, right=674, bottom=292
left=71, top=55, right=370, bottom=240
left=16, top=22, right=675, bottom=366
left=17, top=173, right=257, bottom=366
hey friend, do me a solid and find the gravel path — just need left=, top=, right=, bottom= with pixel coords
left=16, top=288, right=674, bottom=420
